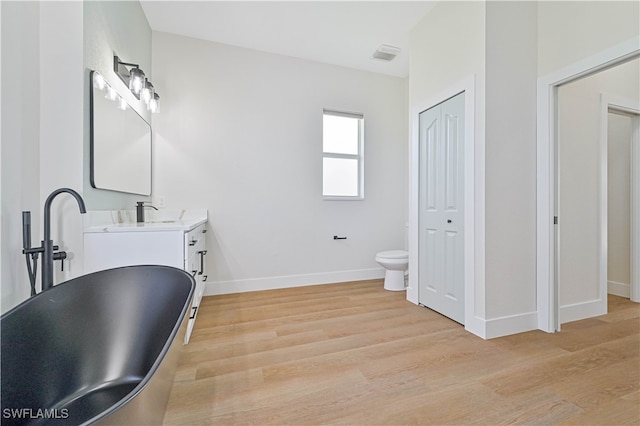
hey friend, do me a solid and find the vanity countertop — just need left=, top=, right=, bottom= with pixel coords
left=84, top=209, right=207, bottom=233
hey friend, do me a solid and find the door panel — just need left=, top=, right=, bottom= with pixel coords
left=425, top=119, right=438, bottom=211
left=444, top=230, right=458, bottom=298
left=445, top=113, right=460, bottom=210
left=425, top=228, right=438, bottom=292
left=418, top=92, right=465, bottom=324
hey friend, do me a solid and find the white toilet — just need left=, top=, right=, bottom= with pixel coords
left=375, top=250, right=409, bottom=291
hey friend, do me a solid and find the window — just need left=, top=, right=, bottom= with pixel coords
left=322, top=110, right=364, bottom=199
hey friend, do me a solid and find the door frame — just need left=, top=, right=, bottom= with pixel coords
left=633, top=111, right=640, bottom=302
left=602, top=98, right=640, bottom=303
left=536, top=36, right=640, bottom=332
left=408, top=75, right=484, bottom=337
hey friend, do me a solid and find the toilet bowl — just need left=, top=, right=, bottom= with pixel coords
left=375, top=250, right=408, bottom=291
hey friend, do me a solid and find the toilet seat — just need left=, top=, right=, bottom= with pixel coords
left=376, top=250, right=408, bottom=259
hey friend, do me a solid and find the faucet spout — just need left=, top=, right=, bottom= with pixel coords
left=43, top=188, right=87, bottom=241
left=42, top=188, right=87, bottom=291
left=136, top=201, right=158, bottom=223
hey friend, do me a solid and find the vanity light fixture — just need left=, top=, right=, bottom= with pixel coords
left=113, top=54, right=160, bottom=113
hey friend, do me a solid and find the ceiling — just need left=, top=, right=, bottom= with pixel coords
left=139, top=1, right=437, bottom=78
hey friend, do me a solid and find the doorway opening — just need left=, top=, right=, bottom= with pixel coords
left=556, top=67, right=640, bottom=324
left=537, top=39, right=640, bottom=332
left=607, top=108, right=640, bottom=301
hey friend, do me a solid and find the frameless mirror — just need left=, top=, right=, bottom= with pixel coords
left=90, top=70, right=151, bottom=195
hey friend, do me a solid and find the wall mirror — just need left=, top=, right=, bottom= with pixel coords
left=90, top=70, right=152, bottom=195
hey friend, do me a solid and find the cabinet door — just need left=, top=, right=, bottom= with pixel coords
left=184, top=224, right=207, bottom=344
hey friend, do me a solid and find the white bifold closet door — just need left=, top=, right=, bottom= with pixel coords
left=418, top=92, right=465, bottom=324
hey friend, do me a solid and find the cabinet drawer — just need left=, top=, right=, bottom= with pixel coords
left=185, top=243, right=206, bottom=274
left=185, top=224, right=207, bottom=257
left=189, top=238, right=206, bottom=261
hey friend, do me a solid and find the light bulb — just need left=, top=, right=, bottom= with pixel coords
left=129, top=67, right=145, bottom=94
left=93, top=72, right=106, bottom=90
left=105, top=86, right=118, bottom=101
left=118, top=97, right=128, bottom=110
left=141, top=81, right=154, bottom=104
left=148, top=93, right=160, bottom=113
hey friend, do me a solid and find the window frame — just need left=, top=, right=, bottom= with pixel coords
left=322, top=109, right=364, bottom=200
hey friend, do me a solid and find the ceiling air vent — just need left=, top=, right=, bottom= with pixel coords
left=372, top=44, right=401, bottom=62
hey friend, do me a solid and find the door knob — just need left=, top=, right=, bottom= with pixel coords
left=447, top=219, right=452, bottom=223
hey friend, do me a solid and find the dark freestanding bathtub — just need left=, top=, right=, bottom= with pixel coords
left=1, top=265, right=194, bottom=425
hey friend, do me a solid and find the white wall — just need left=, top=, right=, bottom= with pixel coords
left=1, top=1, right=86, bottom=312
left=538, top=1, right=640, bottom=76
left=152, top=32, right=408, bottom=294
left=408, top=1, right=486, bottom=105
left=484, top=1, right=538, bottom=321
left=39, top=1, right=85, bottom=288
left=1, top=1, right=41, bottom=312
left=557, top=59, right=639, bottom=321
left=608, top=112, right=633, bottom=290
left=0, top=1, right=152, bottom=312
left=1, top=2, right=86, bottom=312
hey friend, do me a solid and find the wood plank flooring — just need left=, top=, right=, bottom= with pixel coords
left=163, top=280, right=639, bottom=425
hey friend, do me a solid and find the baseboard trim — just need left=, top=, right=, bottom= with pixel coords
left=483, top=311, right=539, bottom=339
left=608, top=280, right=630, bottom=298
left=560, top=299, right=607, bottom=324
left=461, top=312, right=538, bottom=340
left=204, top=268, right=385, bottom=296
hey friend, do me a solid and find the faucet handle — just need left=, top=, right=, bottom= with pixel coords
left=52, top=250, right=67, bottom=271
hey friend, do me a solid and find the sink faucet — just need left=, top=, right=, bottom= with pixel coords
left=136, top=201, right=158, bottom=223
left=41, top=188, right=87, bottom=291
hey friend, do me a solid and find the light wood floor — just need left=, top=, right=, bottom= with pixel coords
left=163, top=280, right=639, bottom=425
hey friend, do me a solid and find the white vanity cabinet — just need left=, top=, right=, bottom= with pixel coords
left=84, top=212, right=208, bottom=344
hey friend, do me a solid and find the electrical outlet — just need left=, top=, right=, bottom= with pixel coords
left=157, top=195, right=166, bottom=208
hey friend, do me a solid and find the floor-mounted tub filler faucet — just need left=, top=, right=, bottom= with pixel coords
left=22, top=188, right=87, bottom=295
